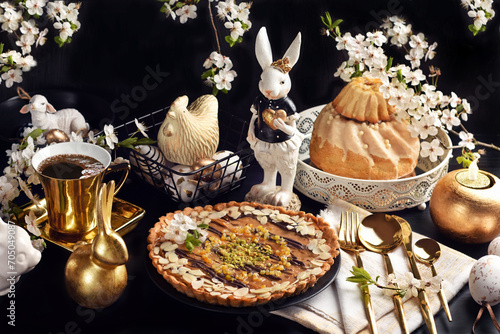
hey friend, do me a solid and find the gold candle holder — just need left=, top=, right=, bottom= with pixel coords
left=429, top=169, right=500, bottom=244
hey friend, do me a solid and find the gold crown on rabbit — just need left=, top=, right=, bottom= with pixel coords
left=271, top=57, right=291, bottom=74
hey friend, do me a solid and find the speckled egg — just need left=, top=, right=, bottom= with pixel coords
left=212, top=150, right=243, bottom=186
left=488, top=236, right=500, bottom=257
left=469, top=255, right=500, bottom=306
left=163, top=164, right=199, bottom=203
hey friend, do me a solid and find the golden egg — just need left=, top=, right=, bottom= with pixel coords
left=45, top=129, right=70, bottom=144
left=192, top=158, right=222, bottom=182
left=429, top=169, right=500, bottom=244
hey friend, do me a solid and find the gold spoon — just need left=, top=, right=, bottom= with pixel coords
left=414, top=238, right=452, bottom=322
left=392, top=215, right=437, bottom=334
left=358, top=213, right=408, bottom=334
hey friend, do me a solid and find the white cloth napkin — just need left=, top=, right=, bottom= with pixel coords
left=273, top=198, right=476, bottom=334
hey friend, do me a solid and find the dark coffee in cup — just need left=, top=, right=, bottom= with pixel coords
left=38, top=154, right=105, bottom=180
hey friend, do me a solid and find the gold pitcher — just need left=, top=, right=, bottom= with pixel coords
left=31, top=142, right=129, bottom=238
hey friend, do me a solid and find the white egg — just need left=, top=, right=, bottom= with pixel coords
left=129, top=145, right=171, bottom=186
left=163, top=164, right=199, bottom=203
left=488, top=235, right=500, bottom=257
left=469, top=255, right=500, bottom=306
left=212, top=150, right=243, bottom=186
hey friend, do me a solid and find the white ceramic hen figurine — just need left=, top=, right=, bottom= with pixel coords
left=158, top=95, right=219, bottom=165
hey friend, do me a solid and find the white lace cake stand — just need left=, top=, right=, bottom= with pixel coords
left=294, top=105, right=453, bottom=212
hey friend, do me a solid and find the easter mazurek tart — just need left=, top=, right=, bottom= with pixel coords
left=147, top=201, right=339, bottom=307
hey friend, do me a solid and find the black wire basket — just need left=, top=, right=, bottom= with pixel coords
left=114, top=107, right=254, bottom=206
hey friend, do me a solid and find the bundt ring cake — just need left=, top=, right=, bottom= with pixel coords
left=309, top=76, right=420, bottom=180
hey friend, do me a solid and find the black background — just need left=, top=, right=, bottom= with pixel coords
left=1, top=2, right=500, bottom=334
left=1, top=0, right=500, bottom=139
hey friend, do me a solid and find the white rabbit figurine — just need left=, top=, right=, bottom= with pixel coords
left=19, top=94, right=89, bottom=137
left=0, top=218, right=41, bottom=296
left=246, top=27, right=303, bottom=209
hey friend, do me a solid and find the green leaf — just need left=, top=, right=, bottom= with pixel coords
left=350, top=266, right=373, bottom=281
left=456, top=104, right=464, bottom=113
left=332, top=19, right=343, bottom=29
left=1, top=65, right=10, bottom=72
left=193, top=229, right=200, bottom=239
left=386, top=57, right=393, bottom=71
left=321, top=11, right=332, bottom=27
left=212, top=86, right=219, bottom=96
left=0, top=43, right=3, bottom=54
left=197, top=223, right=209, bottom=229
left=396, top=69, right=405, bottom=83
left=346, top=277, right=368, bottom=284
left=118, top=137, right=138, bottom=147
left=27, top=128, right=45, bottom=139
left=469, top=24, right=479, bottom=36
left=175, top=1, right=184, bottom=8
left=201, top=68, right=215, bottom=80
left=135, top=137, right=157, bottom=145
left=485, top=11, right=493, bottom=19
left=185, top=240, right=194, bottom=252
left=7, top=55, right=14, bottom=66
left=334, top=26, right=341, bottom=37
left=225, top=35, right=236, bottom=47
left=54, top=36, right=65, bottom=47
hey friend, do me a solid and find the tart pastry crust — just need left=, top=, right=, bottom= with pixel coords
left=147, top=201, right=339, bottom=307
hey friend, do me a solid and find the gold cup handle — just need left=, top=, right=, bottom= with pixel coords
left=104, top=162, right=130, bottom=195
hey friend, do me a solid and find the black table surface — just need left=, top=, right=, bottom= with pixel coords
left=1, top=136, right=500, bottom=334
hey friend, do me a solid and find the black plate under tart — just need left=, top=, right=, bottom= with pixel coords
left=146, top=250, right=341, bottom=314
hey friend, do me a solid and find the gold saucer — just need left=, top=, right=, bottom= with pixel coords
left=13, top=197, right=145, bottom=252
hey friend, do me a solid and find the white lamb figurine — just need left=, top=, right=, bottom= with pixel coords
left=246, top=27, right=303, bottom=209
left=19, top=94, right=89, bottom=136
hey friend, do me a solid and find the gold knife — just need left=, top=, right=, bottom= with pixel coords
left=392, top=215, right=438, bottom=334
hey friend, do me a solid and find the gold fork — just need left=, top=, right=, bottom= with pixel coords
left=339, top=211, right=379, bottom=334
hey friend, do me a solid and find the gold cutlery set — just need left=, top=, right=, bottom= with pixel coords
left=339, top=212, right=452, bottom=334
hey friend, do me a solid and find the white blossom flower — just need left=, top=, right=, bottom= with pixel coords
left=134, top=118, right=149, bottom=137
left=36, top=28, right=48, bottom=47
left=31, top=238, right=45, bottom=252
left=70, top=132, right=83, bottom=142
left=425, top=42, right=438, bottom=61
left=224, top=20, right=244, bottom=40
left=25, top=0, right=48, bottom=17
left=214, top=69, right=236, bottom=91
left=421, top=275, right=443, bottom=293
left=25, top=210, right=41, bottom=236
left=420, top=139, right=445, bottom=162
left=53, top=21, right=73, bottom=41
left=176, top=4, right=197, bottom=24
left=468, top=9, right=488, bottom=28
left=441, top=109, right=461, bottom=130
left=103, top=124, right=118, bottom=150
left=87, top=130, right=97, bottom=144
left=458, top=131, right=475, bottom=150
left=1, top=69, right=23, bottom=88
left=111, top=156, right=129, bottom=166
left=399, top=272, right=422, bottom=298
left=0, top=175, right=19, bottom=212
left=366, top=30, right=387, bottom=47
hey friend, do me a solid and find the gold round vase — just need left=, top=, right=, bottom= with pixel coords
left=429, top=169, right=500, bottom=244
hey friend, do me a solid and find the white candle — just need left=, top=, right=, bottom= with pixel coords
left=469, top=159, right=479, bottom=181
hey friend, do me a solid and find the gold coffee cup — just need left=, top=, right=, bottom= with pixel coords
left=32, top=142, right=130, bottom=237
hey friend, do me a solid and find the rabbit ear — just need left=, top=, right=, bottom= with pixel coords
left=282, top=32, right=301, bottom=68
left=255, top=27, right=273, bottom=70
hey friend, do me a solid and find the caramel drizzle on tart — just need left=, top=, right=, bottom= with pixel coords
left=148, top=202, right=339, bottom=306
